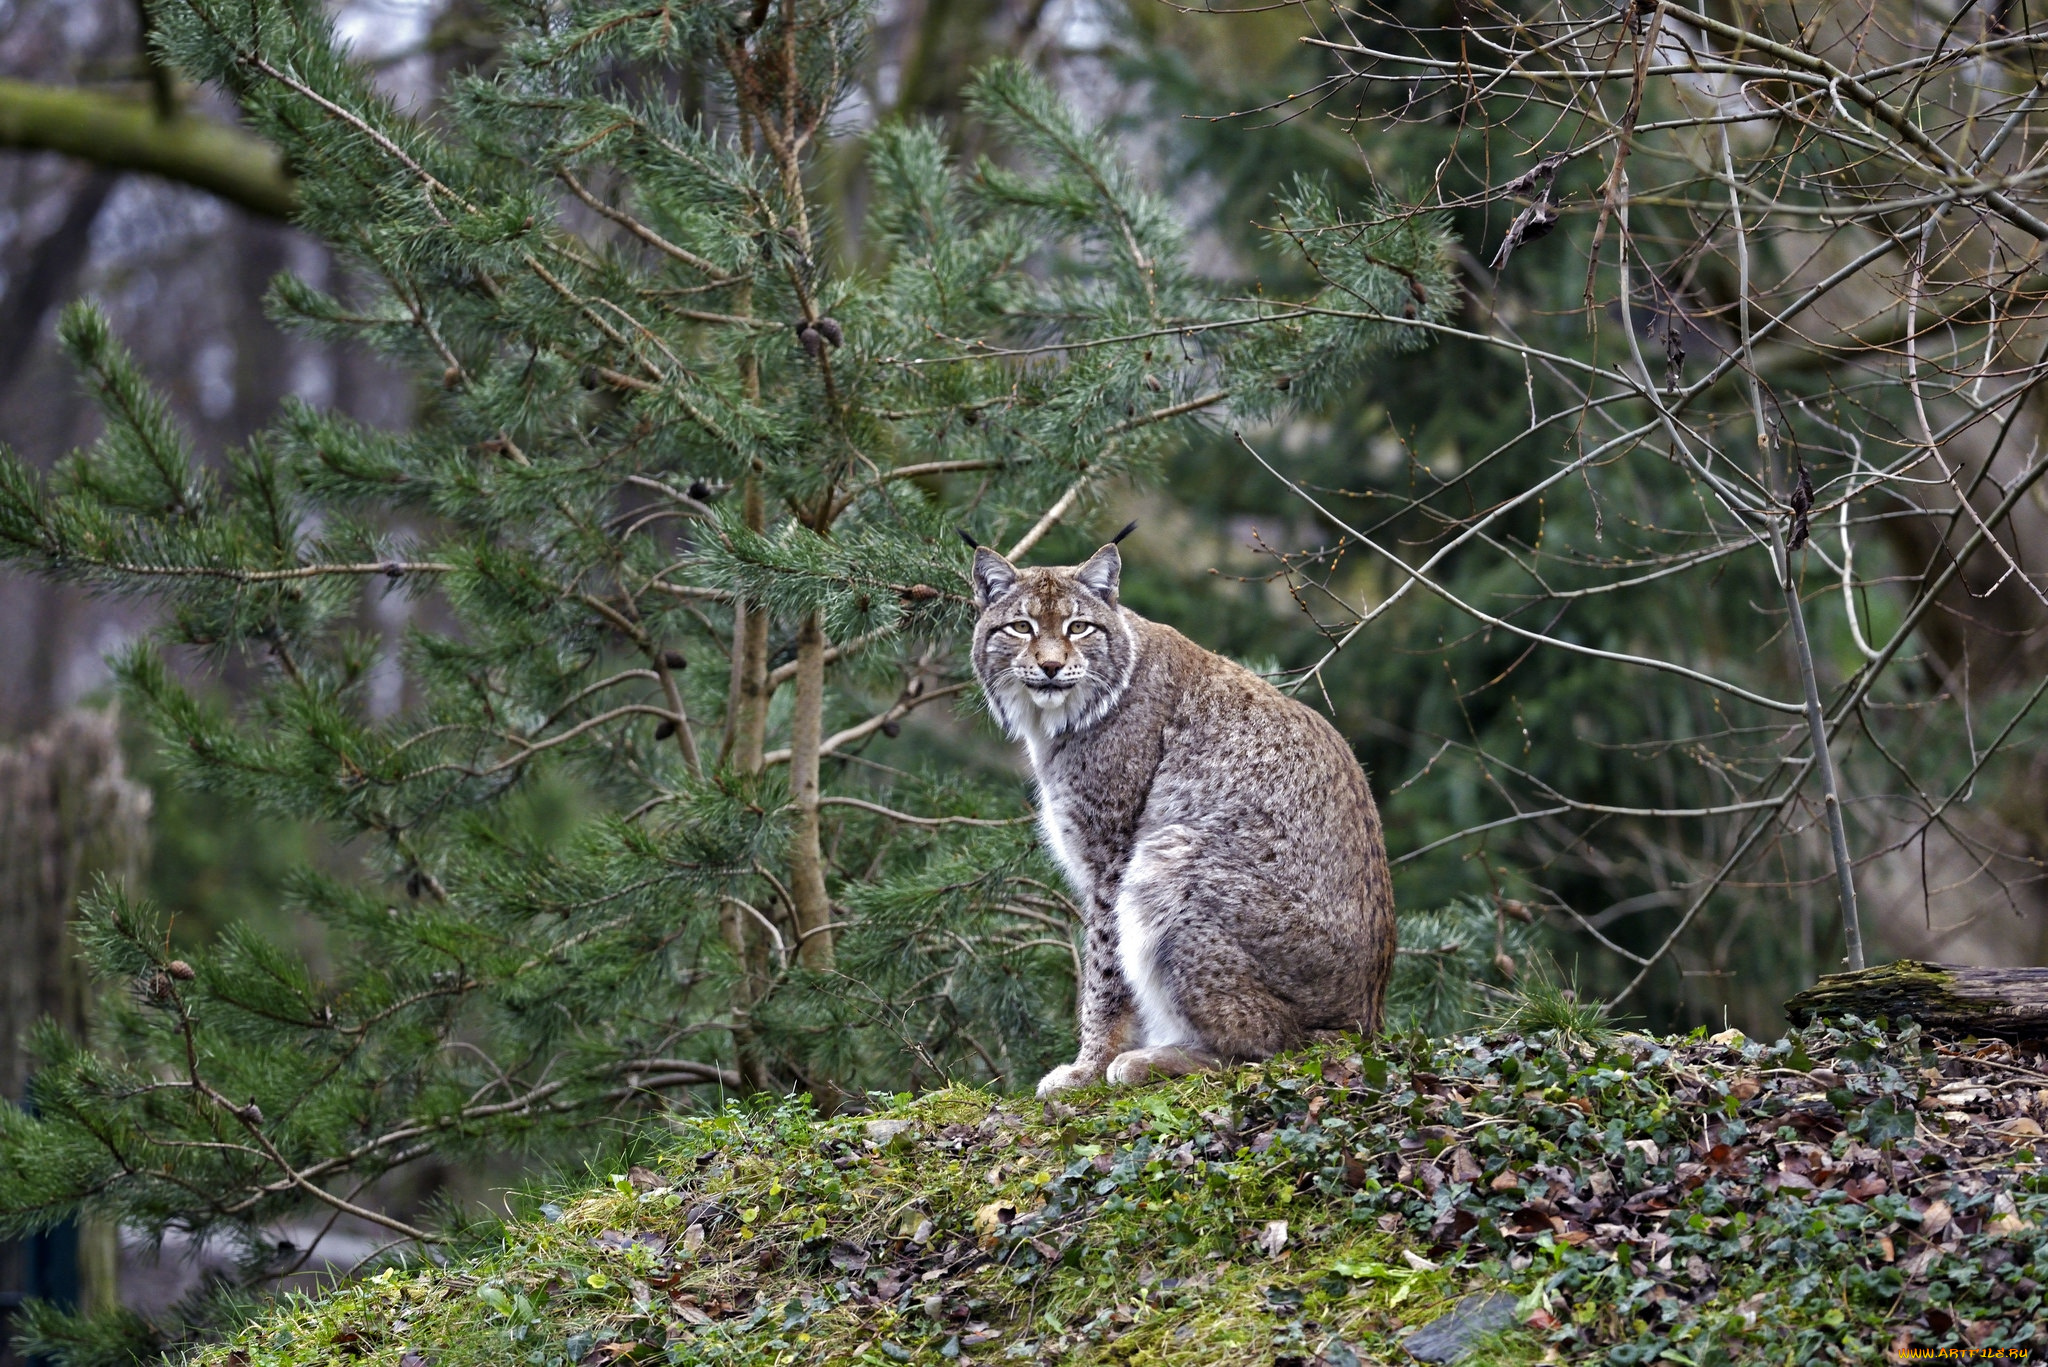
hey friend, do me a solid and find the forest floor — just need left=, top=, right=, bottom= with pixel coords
left=199, top=1017, right=2048, bottom=1367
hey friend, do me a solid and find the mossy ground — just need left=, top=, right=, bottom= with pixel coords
left=199, top=1021, right=2048, bottom=1367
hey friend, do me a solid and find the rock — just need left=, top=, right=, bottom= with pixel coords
left=1404, top=1291, right=1521, bottom=1363
left=865, top=1118, right=917, bottom=1150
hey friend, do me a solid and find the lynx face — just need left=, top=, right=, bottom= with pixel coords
left=969, top=544, right=1137, bottom=742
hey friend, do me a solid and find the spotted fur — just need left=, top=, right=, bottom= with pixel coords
left=969, top=542, right=1397, bottom=1097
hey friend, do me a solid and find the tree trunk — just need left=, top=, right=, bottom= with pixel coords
left=787, top=611, right=834, bottom=973
left=0, top=709, right=151, bottom=1351
left=718, top=379, right=774, bottom=1087
left=720, top=561, right=774, bottom=1089
left=728, top=476, right=772, bottom=774
left=1785, top=960, right=2048, bottom=1039
left=0, top=168, right=116, bottom=397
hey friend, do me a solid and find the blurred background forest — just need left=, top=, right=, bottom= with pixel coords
left=0, top=0, right=2044, bottom=1357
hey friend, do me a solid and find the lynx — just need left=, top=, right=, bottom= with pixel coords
left=968, top=538, right=1396, bottom=1097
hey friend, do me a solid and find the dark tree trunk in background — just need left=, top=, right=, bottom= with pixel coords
left=230, top=218, right=289, bottom=435
left=0, top=709, right=150, bottom=1363
left=0, top=167, right=117, bottom=742
left=0, top=168, right=116, bottom=398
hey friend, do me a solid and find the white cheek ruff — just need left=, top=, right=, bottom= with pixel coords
left=983, top=672, right=1024, bottom=739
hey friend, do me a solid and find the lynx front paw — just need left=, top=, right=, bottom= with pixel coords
left=1105, top=1044, right=1217, bottom=1087
left=1035, top=1062, right=1101, bottom=1098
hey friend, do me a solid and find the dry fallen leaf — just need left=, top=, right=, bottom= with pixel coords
left=1933, top=1086, right=1992, bottom=1107
left=1254, top=1219, right=1289, bottom=1257
left=1988, top=1193, right=2030, bottom=1236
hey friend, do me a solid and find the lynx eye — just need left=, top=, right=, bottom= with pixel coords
left=1003, top=619, right=1034, bottom=637
left=1066, top=621, right=1096, bottom=638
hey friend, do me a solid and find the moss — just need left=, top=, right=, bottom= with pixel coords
left=1785, top=961, right=1965, bottom=1027
left=191, top=1023, right=2048, bottom=1367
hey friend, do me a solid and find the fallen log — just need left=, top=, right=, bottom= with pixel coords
left=1785, top=959, right=2048, bottom=1039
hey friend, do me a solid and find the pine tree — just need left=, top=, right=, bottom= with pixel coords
left=0, top=0, right=1449, bottom=1353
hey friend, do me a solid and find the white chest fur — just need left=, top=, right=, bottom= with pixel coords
left=1034, top=788, right=1093, bottom=906
left=1038, top=785, right=1192, bottom=1046
left=1112, top=834, right=1198, bottom=1047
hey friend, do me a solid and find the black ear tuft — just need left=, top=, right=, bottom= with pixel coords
left=957, top=528, right=981, bottom=550
left=1111, top=519, right=1138, bottom=545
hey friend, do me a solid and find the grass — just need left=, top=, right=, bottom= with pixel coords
left=189, top=1017, right=2048, bottom=1367
left=1477, top=958, right=1612, bottom=1043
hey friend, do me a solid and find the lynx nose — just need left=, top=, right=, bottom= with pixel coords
left=1036, top=659, right=1062, bottom=678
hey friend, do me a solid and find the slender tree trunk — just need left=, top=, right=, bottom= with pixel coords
left=1778, top=533, right=1864, bottom=972
left=730, top=479, right=772, bottom=772
left=0, top=709, right=151, bottom=1348
left=719, top=320, right=773, bottom=1089
left=722, top=586, right=750, bottom=768
left=788, top=610, right=834, bottom=972
left=722, top=558, right=774, bottom=1088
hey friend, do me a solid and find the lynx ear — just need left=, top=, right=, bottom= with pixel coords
left=1075, top=543, right=1121, bottom=605
left=971, top=546, right=1019, bottom=607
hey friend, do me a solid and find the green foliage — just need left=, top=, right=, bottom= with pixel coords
left=0, top=0, right=1454, bottom=1357
left=1481, top=959, right=1615, bottom=1044
left=1385, top=896, right=1538, bottom=1038
left=1114, top=5, right=1917, bottom=1029
left=141, top=742, right=316, bottom=949
left=174, top=1024, right=2048, bottom=1367
left=8, top=1299, right=162, bottom=1367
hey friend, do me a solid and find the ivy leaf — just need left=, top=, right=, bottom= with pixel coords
left=1856, top=1096, right=1916, bottom=1146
